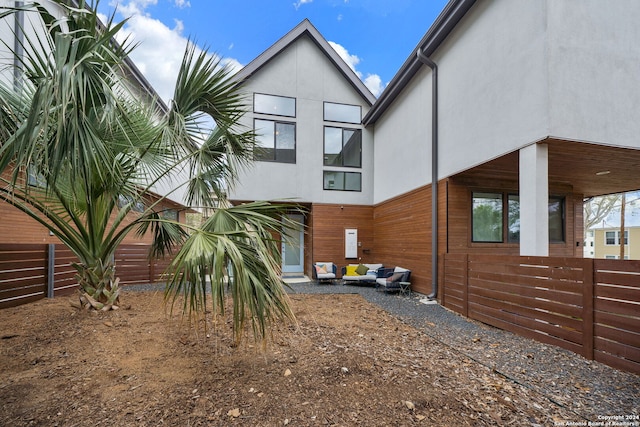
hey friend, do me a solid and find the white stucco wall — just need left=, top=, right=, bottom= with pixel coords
left=372, top=67, right=433, bottom=204
left=374, top=0, right=640, bottom=206
left=436, top=0, right=550, bottom=180
left=547, top=0, right=640, bottom=148
left=230, top=35, right=373, bottom=205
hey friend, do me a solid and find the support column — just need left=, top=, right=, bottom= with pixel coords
left=519, top=144, right=549, bottom=256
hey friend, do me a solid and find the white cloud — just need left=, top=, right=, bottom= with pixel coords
left=174, top=0, right=191, bottom=8
left=363, top=74, right=384, bottom=97
left=328, top=41, right=360, bottom=73
left=293, top=0, right=312, bottom=11
left=109, top=0, right=158, bottom=17
left=328, top=41, right=384, bottom=97
left=106, top=1, right=242, bottom=104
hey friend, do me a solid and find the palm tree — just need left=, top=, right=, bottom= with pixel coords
left=0, top=0, right=294, bottom=342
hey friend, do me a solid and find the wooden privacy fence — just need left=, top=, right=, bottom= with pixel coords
left=0, top=243, right=173, bottom=309
left=442, top=254, right=640, bottom=374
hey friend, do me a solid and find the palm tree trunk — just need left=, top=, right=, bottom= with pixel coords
left=75, top=258, right=121, bottom=310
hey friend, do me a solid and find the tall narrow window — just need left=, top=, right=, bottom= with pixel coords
left=323, top=102, right=360, bottom=124
left=324, top=127, right=362, bottom=167
left=254, top=119, right=296, bottom=163
left=254, top=93, right=295, bottom=117
left=548, top=197, right=565, bottom=243
left=507, top=194, right=520, bottom=243
left=472, top=192, right=503, bottom=242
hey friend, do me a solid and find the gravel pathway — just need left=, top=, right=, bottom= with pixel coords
left=126, top=279, right=639, bottom=423
left=285, top=280, right=640, bottom=424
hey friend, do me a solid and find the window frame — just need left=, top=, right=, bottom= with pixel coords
left=605, top=230, right=628, bottom=246
left=253, top=93, right=296, bottom=118
left=471, top=192, right=504, bottom=243
left=471, top=191, right=566, bottom=244
left=323, top=101, right=361, bottom=124
left=323, top=126, right=362, bottom=168
left=253, top=118, right=296, bottom=164
left=323, top=171, right=362, bottom=192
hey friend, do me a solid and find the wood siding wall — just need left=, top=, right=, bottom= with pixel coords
left=0, top=198, right=187, bottom=245
left=445, top=177, right=583, bottom=257
left=442, top=254, right=640, bottom=374
left=373, top=186, right=436, bottom=295
left=309, top=204, right=374, bottom=276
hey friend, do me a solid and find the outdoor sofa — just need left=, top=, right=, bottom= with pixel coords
left=341, top=263, right=384, bottom=285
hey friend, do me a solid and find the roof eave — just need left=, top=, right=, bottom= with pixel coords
left=233, top=19, right=376, bottom=106
left=362, top=0, right=477, bottom=126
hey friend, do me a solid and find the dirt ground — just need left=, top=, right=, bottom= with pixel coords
left=1, top=291, right=582, bottom=426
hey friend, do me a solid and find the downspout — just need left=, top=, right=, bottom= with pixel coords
left=13, top=1, right=24, bottom=90
left=416, top=47, right=438, bottom=300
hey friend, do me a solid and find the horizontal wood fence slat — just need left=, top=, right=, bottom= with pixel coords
left=443, top=254, right=640, bottom=374
left=0, top=243, right=174, bottom=309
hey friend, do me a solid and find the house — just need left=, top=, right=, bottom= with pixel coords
left=0, top=0, right=193, bottom=245
left=230, top=0, right=640, bottom=297
left=591, top=227, right=640, bottom=260
left=230, top=19, right=377, bottom=277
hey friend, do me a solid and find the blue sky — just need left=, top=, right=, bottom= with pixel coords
left=98, top=0, right=449, bottom=102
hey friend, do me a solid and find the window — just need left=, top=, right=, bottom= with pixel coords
left=254, top=119, right=296, bottom=163
left=323, top=171, right=361, bottom=191
left=254, top=93, right=295, bottom=117
left=162, top=209, right=178, bottom=221
left=27, top=165, right=46, bottom=188
left=605, top=231, right=628, bottom=245
left=118, top=195, right=144, bottom=213
left=472, top=192, right=503, bottom=242
left=324, top=102, right=360, bottom=124
left=507, top=194, right=520, bottom=243
left=605, top=231, right=616, bottom=245
left=324, top=127, right=362, bottom=167
left=472, top=192, right=565, bottom=243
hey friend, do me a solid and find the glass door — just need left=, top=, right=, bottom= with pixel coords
left=281, top=214, right=304, bottom=274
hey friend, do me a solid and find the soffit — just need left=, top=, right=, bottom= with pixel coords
left=451, top=139, right=640, bottom=198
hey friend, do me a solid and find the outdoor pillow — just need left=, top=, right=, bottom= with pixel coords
left=387, top=272, right=405, bottom=283
left=315, top=264, right=328, bottom=274
left=345, top=265, right=359, bottom=276
left=355, top=264, right=369, bottom=275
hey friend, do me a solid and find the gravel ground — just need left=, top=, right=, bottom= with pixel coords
left=127, top=279, right=639, bottom=423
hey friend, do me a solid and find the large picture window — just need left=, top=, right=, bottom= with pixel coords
left=254, top=119, right=296, bottom=163
left=323, top=102, right=360, bottom=124
left=254, top=93, right=295, bottom=117
left=472, top=192, right=565, bottom=243
left=323, top=171, right=361, bottom=192
left=324, top=127, right=362, bottom=167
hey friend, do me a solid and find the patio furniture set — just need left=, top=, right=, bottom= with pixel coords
left=312, top=262, right=412, bottom=296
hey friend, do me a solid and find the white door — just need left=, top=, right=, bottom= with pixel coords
left=282, top=214, right=304, bottom=274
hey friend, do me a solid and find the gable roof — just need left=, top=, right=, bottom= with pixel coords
left=363, top=0, right=477, bottom=125
left=234, top=19, right=377, bottom=106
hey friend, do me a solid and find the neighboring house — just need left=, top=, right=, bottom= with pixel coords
left=230, top=0, right=640, bottom=296
left=584, top=230, right=595, bottom=258
left=592, top=226, right=640, bottom=260
left=0, top=0, right=191, bottom=245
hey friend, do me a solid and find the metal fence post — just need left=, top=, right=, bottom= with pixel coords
left=47, top=244, right=55, bottom=298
